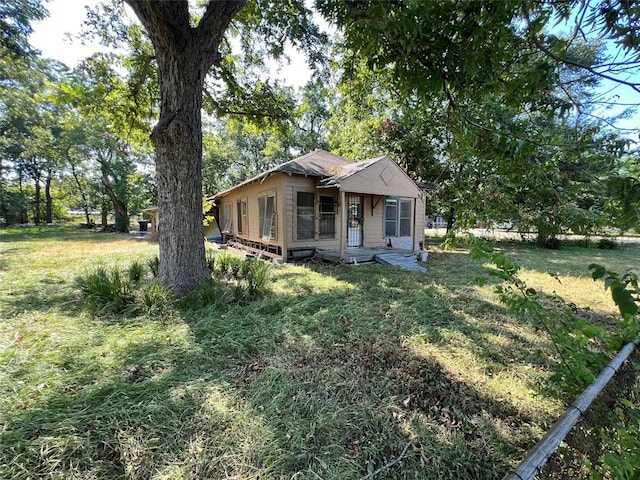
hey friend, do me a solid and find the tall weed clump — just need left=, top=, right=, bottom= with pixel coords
left=78, top=252, right=275, bottom=316
left=128, top=260, right=145, bottom=285
left=244, top=259, right=272, bottom=298
left=76, top=266, right=136, bottom=315
left=78, top=261, right=175, bottom=318
left=141, top=282, right=174, bottom=317
left=211, top=251, right=274, bottom=301
left=147, top=255, right=160, bottom=278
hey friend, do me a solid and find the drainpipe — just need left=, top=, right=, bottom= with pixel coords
left=504, top=335, right=640, bottom=480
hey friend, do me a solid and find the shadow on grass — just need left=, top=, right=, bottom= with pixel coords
left=0, top=261, right=561, bottom=480
left=1, top=279, right=82, bottom=315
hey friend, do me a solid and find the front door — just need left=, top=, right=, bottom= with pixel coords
left=347, top=194, right=363, bottom=247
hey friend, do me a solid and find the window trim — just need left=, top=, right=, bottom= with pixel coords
left=318, top=194, right=336, bottom=239
left=236, top=197, right=248, bottom=235
left=399, top=199, right=411, bottom=237
left=384, top=197, right=412, bottom=237
left=296, top=190, right=315, bottom=241
left=258, top=192, right=277, bottom=241
left=222, top=202, right=232, bottom=233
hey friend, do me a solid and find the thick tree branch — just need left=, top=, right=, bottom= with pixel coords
left=124, top=0, right=191, bottom=53
left=196, top=0, right=246, bottom=67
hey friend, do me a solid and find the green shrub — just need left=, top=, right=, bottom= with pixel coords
left=128, top=260, right=145, bottom=285
left=229, top=255, right=242, bottom=277
left=205, top=250, right=217, bottom=273
left=147, top=255, right=160, bottom=278
left=76, top=266, right=136, bottom=315
left=240, top=257, right=254, bottom=278
left=598, top=238, right=617, bottom=250
left=140, top=282, right=174, bottom=317
left=214, top=250, right=233, bottom=274
left=245, top=260, right=272, bottom=298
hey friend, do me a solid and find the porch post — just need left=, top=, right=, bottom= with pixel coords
left=339, top=190, right=346, bottom=258
left=413, top=198, right=417, bottom=252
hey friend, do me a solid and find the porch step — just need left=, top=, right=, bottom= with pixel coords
left=375, top=253, right=428, bottom=272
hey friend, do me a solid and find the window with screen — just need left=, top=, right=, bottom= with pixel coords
left=319, top=195, right=336, bottom=238
left=385, top=197, right=412, bottom=237
left=258, top=193, right=276, bottom=241
left=296, top=192, right=314, bottom=240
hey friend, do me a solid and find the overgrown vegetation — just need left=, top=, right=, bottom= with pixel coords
left=469, top=235, right=640, bottom=479
left=1, top=227, right=639, bottom=479
left=76, top=246, right=273, bottom=317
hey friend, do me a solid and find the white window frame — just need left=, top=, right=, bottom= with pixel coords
left=258, top=192, right=277, bottom=241
left=384, top=197, right=412, bottom=237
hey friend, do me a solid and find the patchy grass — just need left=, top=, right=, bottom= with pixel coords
left=1, top=226, right=638, bottom=479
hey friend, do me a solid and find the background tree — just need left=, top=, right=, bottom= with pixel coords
left=0, top=57, right=68, bottom=224
left=0, top=0, right=47, bottom=64
left=320, top=3, right=635, bottom=244
left=54, top=34, right=158, bottom=231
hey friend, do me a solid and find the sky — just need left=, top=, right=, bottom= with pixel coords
left=30, top=0, right=313, bottom=88
left=30, top=0, right=107, bottom=68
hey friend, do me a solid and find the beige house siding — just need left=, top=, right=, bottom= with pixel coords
left=336, top=157, right=422, bottom=198
left=414, top=197, right=426, bottom=250
left=359, top=195, right=423, bottom=250
left=213, top=152, right=427, bottom=262
left=285, top=174, right=342, bottom=251
left=218, top=173, right=285, bottom=250
left=363, top=195, right=384, bottom=247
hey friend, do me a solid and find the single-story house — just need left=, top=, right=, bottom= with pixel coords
left=211, top=149, right=426, bottom=262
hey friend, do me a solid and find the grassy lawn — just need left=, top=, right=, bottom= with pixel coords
left=1, top=226, right=638, bottom=479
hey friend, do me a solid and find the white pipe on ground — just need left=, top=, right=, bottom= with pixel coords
left=504, top=335, right=640, bottom=480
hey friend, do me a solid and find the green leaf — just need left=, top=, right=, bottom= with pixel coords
left=611, top=287, right=639, bottom=316
left=589, top=264, right=606, bottom=280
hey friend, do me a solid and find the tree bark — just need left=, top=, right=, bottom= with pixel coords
left=445, top=206, right=455, bottom=233
left=33, top=178, right=41, bottom=225
left=101, top=204, right=108, bottom=228
left=101, top=174, right=129, bottom=232
left=125, top=0, right=245, bottom=295
left=18, top=171, right=26, bottom=224
left=45, top=169, right=53, bottom=224
left=71, top=166, right=91, bottom=225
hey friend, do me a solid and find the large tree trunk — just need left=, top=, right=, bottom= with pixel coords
left=126, top=0, right=245, bottom=295
left=152, top=55, right=210, bottom=294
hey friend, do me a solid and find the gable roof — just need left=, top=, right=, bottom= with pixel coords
left=211, top=149, right=352, bottom=199
left=211, top=149, right=422, bottom=199
left=318, top=156, right=386, bottom=188
left=320, top=155, right=423, bottom=197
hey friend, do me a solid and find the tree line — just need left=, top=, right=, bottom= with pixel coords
left=1, top=0, right=639, bottom=292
